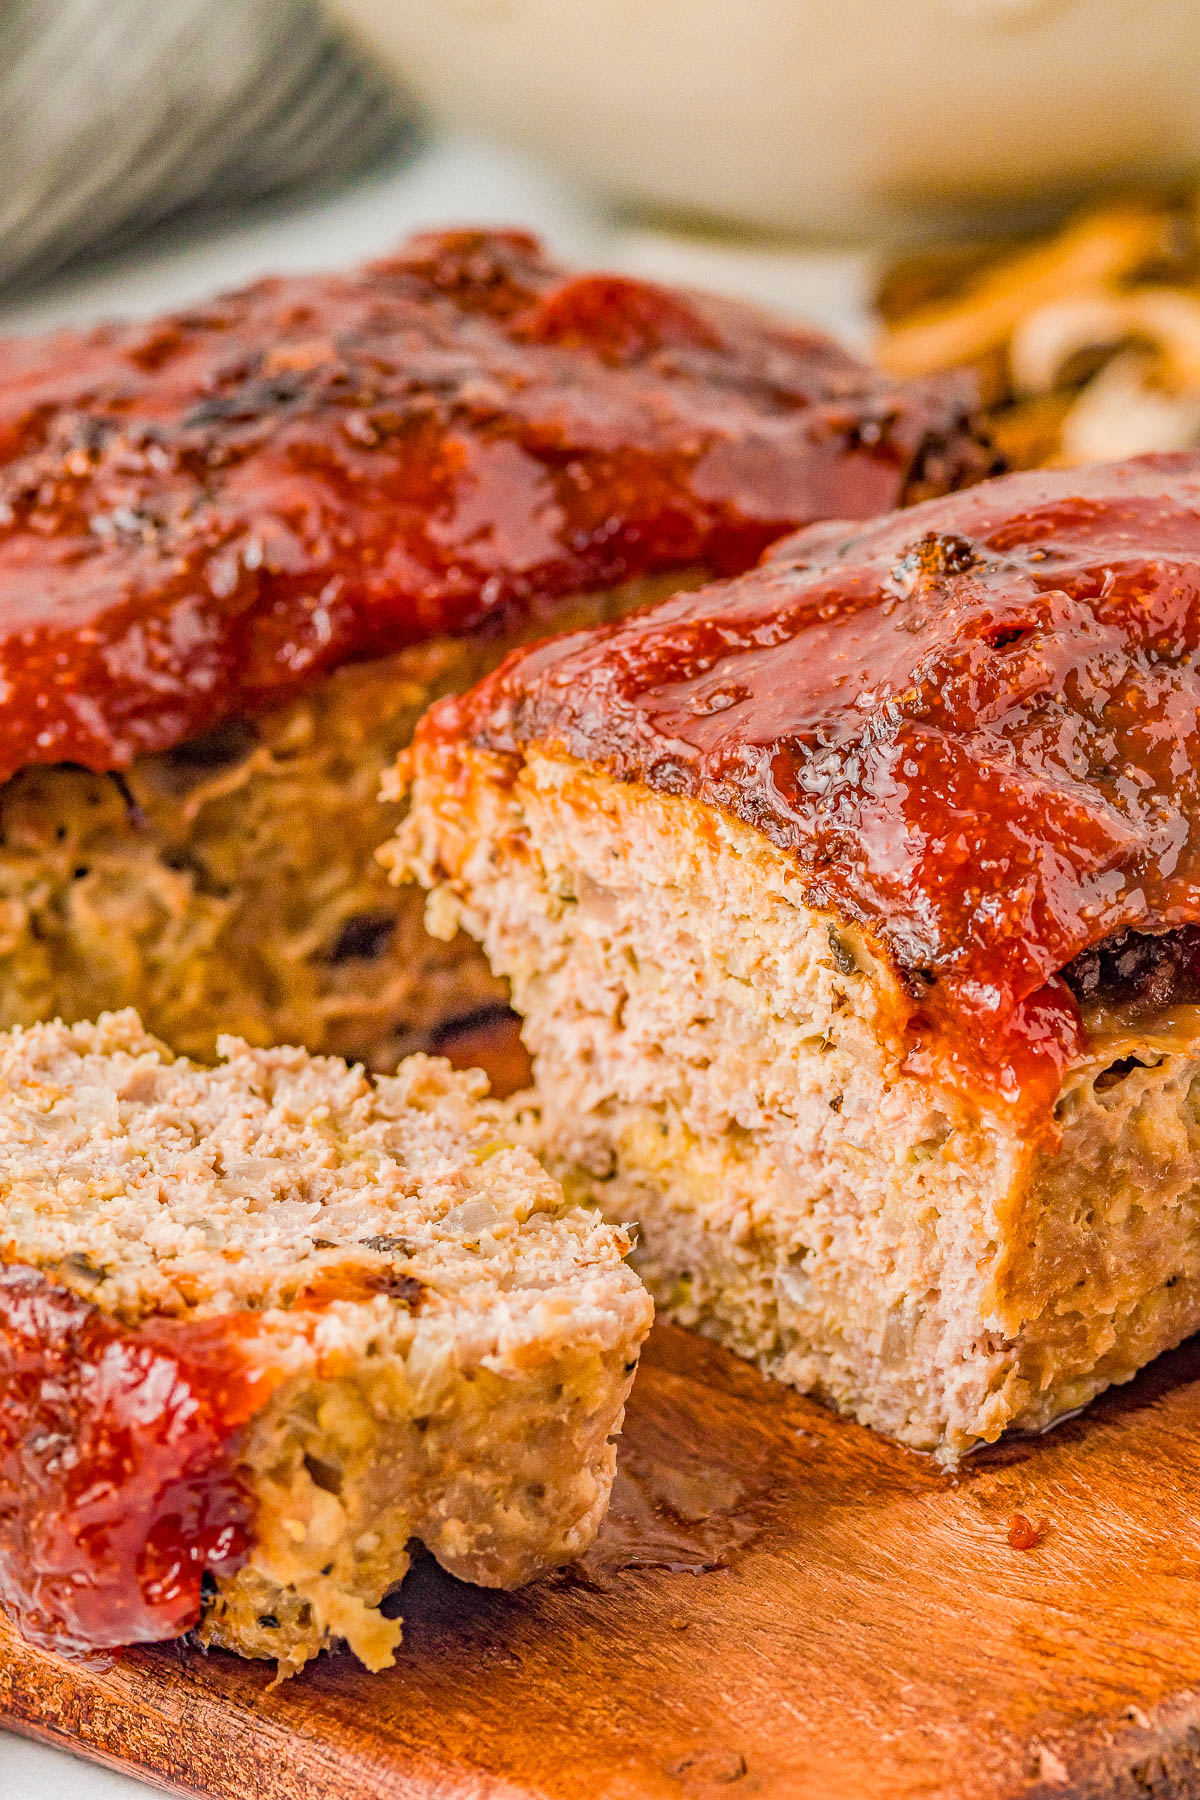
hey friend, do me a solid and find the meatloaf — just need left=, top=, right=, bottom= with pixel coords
left=0, top=228, right=990, bottom=1067
left=0, top=1011, right=651, bottom=1672
left=395, top=451, right=1200, bottom=1463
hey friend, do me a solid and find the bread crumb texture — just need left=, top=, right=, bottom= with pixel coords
left=0, top=576, right=684, bottom=1071
left=0, top=1011, right=652, bottom=1672
left=393, top=743, right=1200, bottom=1464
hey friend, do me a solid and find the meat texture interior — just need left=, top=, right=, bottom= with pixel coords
left=395, top=452, right=1200, bottom=1462
left=0, top=1013, right=651, bottom=1671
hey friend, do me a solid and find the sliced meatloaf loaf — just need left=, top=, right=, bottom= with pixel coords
left=0, top=1011, right=652, bottom=1672
left=395, top=451, right=1200, bottom=1464
left=0, top=227, right=990, bottom=1066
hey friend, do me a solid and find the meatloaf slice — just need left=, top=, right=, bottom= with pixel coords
left=394, top=451, right=1200, bottom=1464
left=0, top=227, right=990, bottom=1064
left=0, top=1011, right=652, bottom=1673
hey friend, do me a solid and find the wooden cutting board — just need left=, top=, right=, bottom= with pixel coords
left=4, top=1317, right=1200, bottom=1800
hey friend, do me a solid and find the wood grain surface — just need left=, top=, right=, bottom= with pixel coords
left=4, top=1318, right=1200, bottom=1800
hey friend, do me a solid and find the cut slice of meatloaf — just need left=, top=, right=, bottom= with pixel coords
left=0, top=227, right=992, bottom=1066
left=394, top=450, right=1200, bottom=1465
left=0, top=1011, right=652, bottom=1673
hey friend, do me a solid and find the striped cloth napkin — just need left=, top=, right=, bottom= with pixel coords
left=0, top=0, right=416, bottom=290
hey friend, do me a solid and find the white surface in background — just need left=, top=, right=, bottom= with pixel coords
left=0, top=1734, right=154, bottom=1798
left=611, top=227, right=875, bottom=352
left=0, top=129, right=872, bottom=1799
left=0, top=133, right=610, bottom=334
left=0, top=132, right=875, bottom=344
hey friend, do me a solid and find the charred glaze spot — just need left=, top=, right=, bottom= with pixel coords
left=921, top=531, right=980, bottom=575
left=184, top=373, right=310, bottom=427
left=1062, top=927, right=1200, bottom=1012
left=891, top=530, right=980, bottom=590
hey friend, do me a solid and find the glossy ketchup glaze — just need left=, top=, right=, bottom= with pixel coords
left=430, top=453, right=1200, bottom=1127
left=0, top=229, right=986, bottom=784
left=0, top=1265, right=279, bottom=1659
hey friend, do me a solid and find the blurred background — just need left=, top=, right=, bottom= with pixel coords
left=5, top=0, right=1200, bottom=469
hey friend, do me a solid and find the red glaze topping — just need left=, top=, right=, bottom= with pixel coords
left=430, top=453, right=1200, bottom=1126
left=0, top=228, right=984, bottom=783
left=0, top=1265, right=279, bottom=1659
